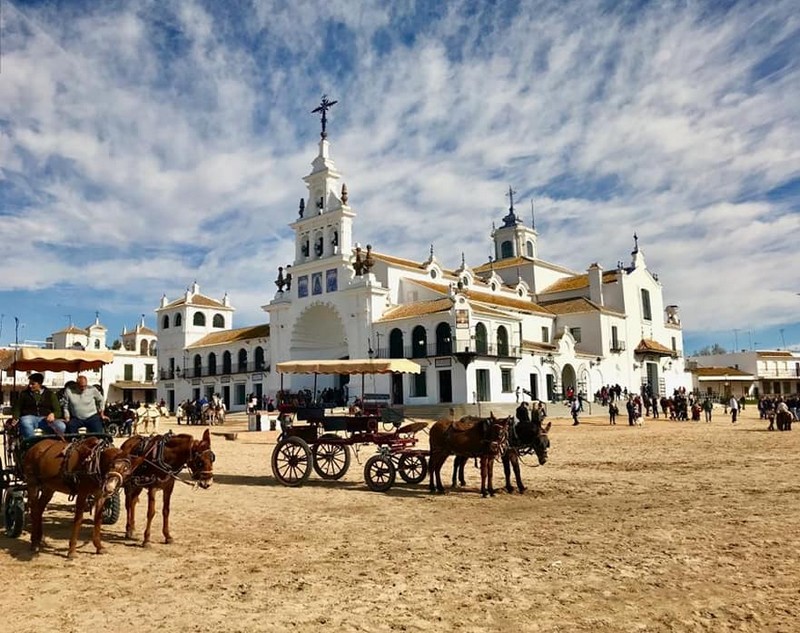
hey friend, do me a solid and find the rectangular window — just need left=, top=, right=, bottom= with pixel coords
left=411, top=369, right=427, bottom=397
left=671, top=336, right=677, bottom=352
left=541, top=326, right=549, bottom=343
left=501, top=368, right=513, bottom=392
left=145, top=364, right=154, bottom=381
left=611, top=326, right=619, bottom=350
left=641, top=289, right=652, bottom=321
left=570, top=327, right=582, bottom=343
left=124, top=364, right=133, bottom=381
left=476, top=369, right=491, bottom=401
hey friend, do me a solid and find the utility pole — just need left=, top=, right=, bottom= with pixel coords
left=732, top=329, right=740, bottom=352
left=780, top=329, right=786, bottom=349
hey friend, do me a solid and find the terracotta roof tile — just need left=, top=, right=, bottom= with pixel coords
left=691, top=366, right=753, bottom=378
left=377, top=298, right=454, bottom=322
left=540, top=270, right=619, bottom=294
left=187, top=324, right=270, bottom=349
left=539, top=297, right=623, bottom=316
left=521, top=340, right=557, bottom=353
left=54, top=325, right=88, bottom=335
left=635, top=338, right=675, bottom=356
left=164, top=294, right=228, bottom=309
left=756, top=350, right=795, bottom=358
left=370, top=252, right=427, bottom=271
left=409, top=278, right=552, bottom=316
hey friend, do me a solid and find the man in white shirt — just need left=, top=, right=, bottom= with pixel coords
left=729, top=395, right=739, bottom=424
left=64, top=375, right=108, bottom=434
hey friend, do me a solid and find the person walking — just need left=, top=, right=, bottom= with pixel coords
left=570, top=397, right=580, bottom=426
left=729, top=394, right=739, bottom=423
left=608, top=401, right=618, bottom=425
left=702, top=397, right=713, bottom=423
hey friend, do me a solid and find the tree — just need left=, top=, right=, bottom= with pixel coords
left=693, top=344, right=727, bottom=356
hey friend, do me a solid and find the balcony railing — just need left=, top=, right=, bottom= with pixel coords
left=373, top=343, right=521, bottom=360
left=160, top=361, right=269, bottom=380
left=609, top=341, right=626, bottom=353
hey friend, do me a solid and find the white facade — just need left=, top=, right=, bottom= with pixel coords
left=156, top=126, right=692, bottom=412
left=689, top=350, right=800, bottom=397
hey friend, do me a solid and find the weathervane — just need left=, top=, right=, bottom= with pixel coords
left=312, top=94, right=338, bottom=139
left=506, top=185, right=516, bottom=213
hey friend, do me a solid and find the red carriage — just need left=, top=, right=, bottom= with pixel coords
left=270, top=359, right=428, bottom=492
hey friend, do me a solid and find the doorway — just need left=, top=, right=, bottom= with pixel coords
left=438, top=370, right=452, bottom=403
left=391, top=373, right=404, bottom=405
left=476, top=369, right=490, bottom=401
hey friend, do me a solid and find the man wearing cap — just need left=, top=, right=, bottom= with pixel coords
left=11, top=373, right=66, bottom=439
left=64, top=375, right=107, bottom=434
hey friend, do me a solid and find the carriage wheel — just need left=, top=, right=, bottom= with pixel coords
left=271, top=437, right=312, bottom=487
left=398, top=454, right=428, bottom=484
left=364, top=455, right=396, bottom=492
left=312, top=442, right=351, bottom=480
left=106, top=422, right=120, bottom=438
left=3, top=492, right=25, bottom=538
left=101, top=491, right=121, bottom=525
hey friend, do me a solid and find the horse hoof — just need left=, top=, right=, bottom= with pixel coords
left=519, top=486, right=527, bottom=494
left=95, top=547, right=106, bottom=555
left=505, top=486, right=514, bottom=494
left=164, top=537, right=174, bottom=545
left=141, top=542, right=151, bottom=549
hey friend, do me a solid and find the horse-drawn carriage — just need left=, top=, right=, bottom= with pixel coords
left=0, top=348, right=122, bottom=540
left=271, top=359, right=428, bottom=492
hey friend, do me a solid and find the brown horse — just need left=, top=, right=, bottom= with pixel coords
left=452, top=421, right=552, bottom=493
left=22, top=437, right=143, bottom=557
left=429, top=414, right=510, bottom=497
left=776, top=410, right=793, bottom=431
left=121, top=429, right=214, bottom=546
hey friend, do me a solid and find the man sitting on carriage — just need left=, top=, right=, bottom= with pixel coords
left=11, top=372, right=67, bottom=439
left=63, top=375, right=108, bottom=434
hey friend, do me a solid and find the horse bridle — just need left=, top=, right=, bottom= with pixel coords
left=186, top=445, right=215, bottom=481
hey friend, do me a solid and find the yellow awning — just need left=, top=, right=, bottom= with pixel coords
left=276, top=359, right=421, bottom=375
left=0, top=348, right=114, bottom=372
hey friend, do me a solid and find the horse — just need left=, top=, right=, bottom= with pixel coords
left=121, top=429, right=214, bottom=546
left=452, top=421, right=552, bottom=493
left=22, top=437, right=144, bottom=557
left=428, top=414, right=511, bottom=497
left=133, top=404, right=160, bottom=435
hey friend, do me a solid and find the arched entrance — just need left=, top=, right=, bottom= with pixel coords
left=289, top=303, right=349, bottom=396
left=561, top=364, right=577, bottom=399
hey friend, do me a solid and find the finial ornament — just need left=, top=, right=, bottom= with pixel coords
left=633, top=232, right=639, bottom=253
left=501, top=186, right=520, bottom=227
left=341, top=183, right=348, bottom=204
left=299, top=198, right=305, bottom=218
left=461, top=252, right=466, bottom=268
left=430, top=244, right=435, bottom=258
left=275, top=266, right=286, bottom=292
left=311, top=94, right=338, bottom=139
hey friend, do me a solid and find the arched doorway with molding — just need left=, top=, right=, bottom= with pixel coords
left=289, top=303, right=349, bottom=396
left=561, top=364, right=577, bottom=399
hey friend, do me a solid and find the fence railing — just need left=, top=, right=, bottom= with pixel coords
left=160, top=361, right=269, bottom=380
left=373, top=343, right=521, bottom=359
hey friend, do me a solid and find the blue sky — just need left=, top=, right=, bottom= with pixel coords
left=1, top=0, right=799, bottom=354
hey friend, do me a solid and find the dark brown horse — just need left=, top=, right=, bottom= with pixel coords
left=776, top=410, right=793, bottom=431
left=121, top=429, right=214, bottom=546
left=429, top=414, right=510, bottom=497
left=23, top=437, right=143, bottom=557
left=452, top=421, right=552, bottom=493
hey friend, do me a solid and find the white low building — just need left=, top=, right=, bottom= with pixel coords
left=156, top=109, right=692, bottom=413
left=689, top=350, right=800, bottom=398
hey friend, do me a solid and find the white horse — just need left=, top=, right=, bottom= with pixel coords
left=133, top=404, right=161, bottom=435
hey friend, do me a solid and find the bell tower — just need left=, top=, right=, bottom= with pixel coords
left=291, top=95, right=355, bottom=266
left=491, top=186, right=538, bottom=261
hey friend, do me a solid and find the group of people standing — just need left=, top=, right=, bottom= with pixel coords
left=10, top=373, right=107, bottom=440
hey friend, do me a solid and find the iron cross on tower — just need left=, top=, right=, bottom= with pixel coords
left=312, top=94, right=338, bottom=139
left=506, top=185, right=517, bottom=213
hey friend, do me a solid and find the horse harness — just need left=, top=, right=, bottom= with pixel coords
left=58, top=437, right=122, bottom=496
left=131, top=431, right=214, bottom=488
left=445, top=418, right=510, bottom=458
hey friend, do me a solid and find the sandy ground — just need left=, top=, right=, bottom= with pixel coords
left=1, top=404, right=799, bottom=633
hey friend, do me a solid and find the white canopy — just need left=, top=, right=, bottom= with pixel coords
left=0, top=348, right=114, bottom=372
left=276, top=359, right=421, bottom=375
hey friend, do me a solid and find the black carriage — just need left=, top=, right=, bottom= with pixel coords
left=0, top=348, right=122, bottom=537
left=270, top=359, right=428, bottom=492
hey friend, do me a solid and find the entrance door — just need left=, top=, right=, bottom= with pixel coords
left=646, top=362, right=659, bottom=395
left=254, top=383, right=263, bottom=403
left=222, top=386, right=231, bottom=410
left=168, top=390, right=175, bottom=413
left=476, top=369, right=490, bottom=401
left=546, top=375, right=555, bottom=402
left=438, top=370, right=452, bottom=403
left=391, top=373, right=404, bottom=405
left=529, top=374, right=538, bottom=401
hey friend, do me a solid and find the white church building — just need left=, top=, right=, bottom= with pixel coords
left=156, top=103, right=691, bottom=413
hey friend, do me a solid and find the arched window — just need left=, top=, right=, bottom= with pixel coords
left=193, top=312, right=206, bottom=326
left=93, top=340, right=100, bottom=349
left=149, top=341, right=157, bottom=356
left=222, top=351, right=232, bottom=374
left=526, top=241, right=534, bottom=257
left=435, top=322, right=452, bottom=355
left=497, top=326, right=509, bottom=357
left=500, top=240, right=513, bottom=259
left=212, top=314, right=225, bottom=328
left=208, top=353, right=217, bottom=376
left=238, top=348, right=248, bottom=373
left=412, top=326, right=427, bottom=358
left=255, top=346, right=265, bottom=370
left=193, top=354, right=202, bottom=378
left=175, top=313, right=182, bottom=327
left=389, top=328, right=404, bottom=358
left=140, top=340, right=148, bottom=355
left=162, top=315, right=170, bottom=329
left=475, top=322, right=488, bottom=355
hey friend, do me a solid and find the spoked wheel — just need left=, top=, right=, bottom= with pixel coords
left=3, top=491, right=25, bottom=538
left=101, top=491, right=121, bottom=525
left=271, top=437, right=312, bottom=487
left=312, top=442, right=351, bottom=480
left=106, top=422, right=120, bottom=437
left=398, top=453, right=428, bottom=484
left=364, top=455, right=396, bottom=492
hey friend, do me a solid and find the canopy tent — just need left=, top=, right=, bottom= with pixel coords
left=0, top=348, right=114, bottom=373
left=276, top=359, right=421, bottom=375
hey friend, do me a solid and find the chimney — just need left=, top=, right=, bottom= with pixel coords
left=588, top=263, right=603, bottom=306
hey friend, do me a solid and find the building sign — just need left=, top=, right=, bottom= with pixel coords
left=455, top=309, right=469, bottom=328
left=298, top=275, right=309, bottom=298
left=312, top=272, right=323, bottom=295
left=326, top=268, right=338, bottom=292
left=252, top=373, right=263, bottom=381
left=191, top=378, right=201, bottom=385
left=220, top=376, right=230, bottom=383
left=435, top=358, right=452, bottom=367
